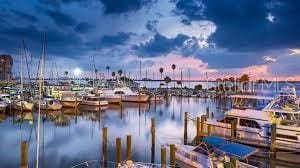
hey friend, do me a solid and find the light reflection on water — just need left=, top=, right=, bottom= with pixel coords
left=0, top=95, right=296, bottom=167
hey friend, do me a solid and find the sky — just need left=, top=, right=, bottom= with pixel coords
left=1, top=0, right=300, bottom=80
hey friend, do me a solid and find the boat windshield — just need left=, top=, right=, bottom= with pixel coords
left=232, top=97, right=270, bottom=110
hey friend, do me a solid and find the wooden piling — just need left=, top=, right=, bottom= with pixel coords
left=21, top=141, right=28, bottom=168
left=126, top=135, right=132, bottom=160
left=102, top=127, right=107, bottom=168
left=230, top=157, right=237, bottom=168
left=116, top=138, right=122, bottom=167
left=230, top=120, right=237, bottom=142
left=270, top=123, right=277, bottom=158
left=184, top=112, right=188, bottom=145
left=207, top=124, right=211, bottom=136
left=196, top=117, right=201, bottom=137
left=200, top=115, right=206, bottom=135
left=206, top=107, right=209, bottom=118
left=161, top=147, right=166, bottom=168
left=170, top=144, right=176, bottom=168
left=151, top=118, right=155, bottom=163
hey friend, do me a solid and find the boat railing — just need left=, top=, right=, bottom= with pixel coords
left=237, top=161, right=258, bottom=168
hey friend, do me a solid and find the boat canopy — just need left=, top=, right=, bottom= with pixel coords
left=230, top=95, right=274, bottom=100
left=203, top=136, right=257, bottom=159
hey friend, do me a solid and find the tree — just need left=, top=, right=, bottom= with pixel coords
left=171, top=64, right=176, bottom=88
left=112, top=71, right=116, bottom=80
left=117, top=69, right=123, bottom=77
left=194, top=84, right=203, bottom=90
left=64, top=71, right=68, bottom=78
left=159, top=67, right=164, bottom=80
left=240, top=74, right=250, bottom=92
left=106, top=66, right=110, bottom=80
left=164, top=76, right=172, bottom=89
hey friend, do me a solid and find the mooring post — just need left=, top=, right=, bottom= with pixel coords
left=116, top=138, right=122, bottom=167
left=161, top=147, right=166, bottom=168
left=196, top=117, right=201, bottom=137
left=206, top=106, right=209, bottom=118
left=207, top=124, right=211, bottom=136
left=102, top=127, right=107, bottom=168
left=230, top=157, right=237, bottom=168
left=21, top=141, right=28, bottom=168
left=200, top=115, right=206, bottom=135
left=184, top=112, right=188, bottom=145
left=270, top=123, right=277, bottom=158
left=230, top=120, right=237, bottom=142
left=170, top=144, right=176, bottom=168
left=151, top=118, right=155, bottom=163
left=126, top=135, right=132, bottom=160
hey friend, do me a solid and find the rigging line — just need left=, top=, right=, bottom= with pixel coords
left=36, top=33, right=46, bottom=168
left=22, top=37, right=32, bottom=85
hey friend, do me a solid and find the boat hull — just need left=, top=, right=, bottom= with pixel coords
left=122, top=95, right=149, bottom=102
left=61, top=101, right=80, bottom=107
left=80, top=100, right=109, bottom=106
left=0, top=106, right=6, bottom=112
left=14, top=102, right=34, bottom=111
left=106, top=97, right=121, bottom=104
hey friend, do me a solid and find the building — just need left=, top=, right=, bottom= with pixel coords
left=0, top=55, right=13, bottom=81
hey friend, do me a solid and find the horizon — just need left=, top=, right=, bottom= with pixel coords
left=1, top=0, right=300, bottom=80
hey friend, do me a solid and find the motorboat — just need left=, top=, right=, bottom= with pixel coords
left=0, top=101, right=8, bottom=112
left=80, top=96, right=108, bottom=106
left=59, top=91, right=82, bottom=107
left=97, top=89, right=122, bottom=104
left=175, top=136, right=258, bottom=168
left=13, top=100, right=34, bottom=111
left=114, top=87, right=149, bottom=102
left=34, top=99, right=62, bottom=111
left=0, top=93, right=11, bottom=104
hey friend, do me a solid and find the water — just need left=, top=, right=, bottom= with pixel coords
left=0, top=98, right=228, bottom=168
left=1, top=83, right=300, bottom=167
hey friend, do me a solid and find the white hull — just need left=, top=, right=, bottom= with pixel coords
left=80, top=100, right=109, bottom=106
left=122, top=95, right=149, bottom=102
left=60, top=101, right=81, bottom=107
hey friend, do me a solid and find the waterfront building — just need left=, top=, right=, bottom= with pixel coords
left=0, top=55, right=13, bottom=81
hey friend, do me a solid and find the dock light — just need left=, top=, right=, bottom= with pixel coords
left=74, top=68, right=82, bottom=76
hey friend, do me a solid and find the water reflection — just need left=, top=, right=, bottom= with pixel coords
left=0, top=96, right=277, bottom=167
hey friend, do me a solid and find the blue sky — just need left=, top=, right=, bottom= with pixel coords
left=1, top=0, right=300, bottom=80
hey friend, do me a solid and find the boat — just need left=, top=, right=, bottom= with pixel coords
left=0, top=101, right=8, bottom=112
left=59, top=91, right=82, bottom=107
left=148, top=93, right=163, bottom=102
left=13, top=100, right=34, bottom=111
left=175, top=136, right=258, bottom=168
left=0, top=93, right=11, bottom=104
left=114, top=87, right=149, bottom=102
left=80, top=96, right=108, bottom=106
left=97, top=89, right=122, bottom=104
left=34, top=99, right=62, bottom=111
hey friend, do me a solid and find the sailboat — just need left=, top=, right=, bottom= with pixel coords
left=13, top=37, right=34, bottom=111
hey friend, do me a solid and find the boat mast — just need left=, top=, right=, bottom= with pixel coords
left=36, top=33, right=46, bottom=168
left=20, top=37, right=24, bottom=101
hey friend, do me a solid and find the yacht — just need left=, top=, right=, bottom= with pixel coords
left=175, top=136, right=258, bottom=168
left=113, top=87, right=149, bottom=102
left=80, top=96, right=108, bottom=106
left=59, top=91, right=82, bottom=107
left=97, top=89, right=122, bottom=104
left=0, top=101, right=8, bottom=112
left=13, top=100, right=34, bottom=111
left=34, top=99, right=62, bottom=111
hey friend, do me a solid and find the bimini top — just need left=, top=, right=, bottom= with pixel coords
left=230, top=94, right=274, bottom=100
left=203, top=136, right=257, bottom=159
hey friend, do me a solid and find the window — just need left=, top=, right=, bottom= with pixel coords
left=219, top=117, right=237, bottom=124
left=240, top=119, right=261, bottom=129
left=184, top=153, right=190, bottom=159
left=191, top=155, right=197, bottom=162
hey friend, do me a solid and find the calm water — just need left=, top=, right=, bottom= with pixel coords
left=0, top=90, right=299, bottom=167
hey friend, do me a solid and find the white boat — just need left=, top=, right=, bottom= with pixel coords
left=97, top=89, right=122, bottom=104
left=80, top=96, right=108, bottom=106
left=175, top=136, right=258, bottom=168
left=35, top=99, right=62, bottom=111
left=114, top=87, right=149, bottom=102
left=0, top=94, right=11, bottom=104
left=13, top=100, right=34, bottom=111
left=0, top=101, right=8, bottom=112
left=59, top=91, right=82, bottom=107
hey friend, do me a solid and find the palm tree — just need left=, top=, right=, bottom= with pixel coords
left=171, top=64, right=176, bottom=88
left=117, top=69, right=123, bottom=77
left=164, top=76, right=172, bottom=89
left=64, top=71, right=68, bottom=78
left=112, top=71, right=116, bottom=80
left=159, top=67, right=164, bottom=80
left=240, top=74, right=250, bottom=92
left=106, top=66, right=110, bottom=80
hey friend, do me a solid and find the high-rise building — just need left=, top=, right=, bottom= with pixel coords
left=0, top=55, right=13, bottom=81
